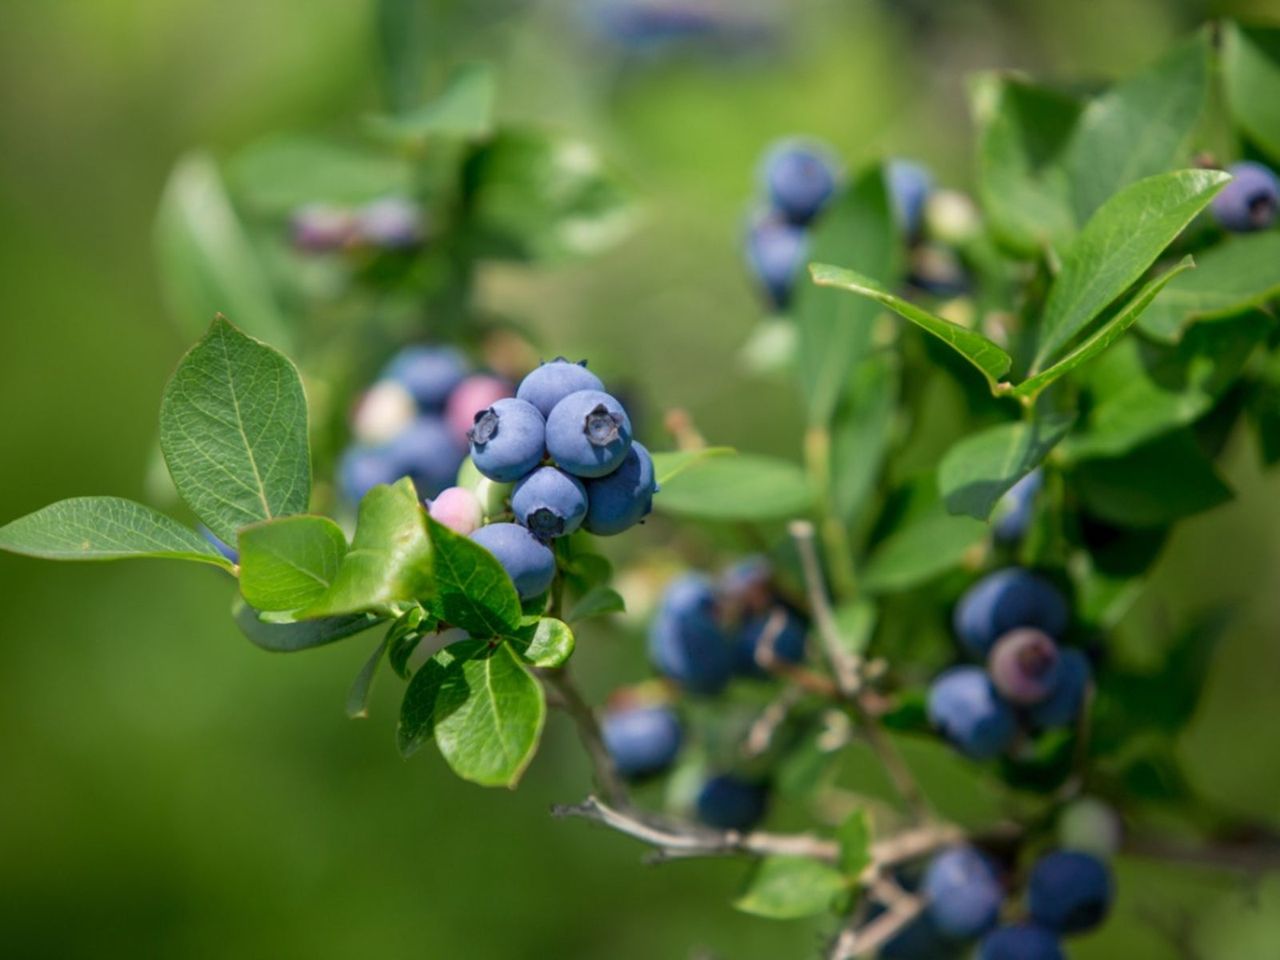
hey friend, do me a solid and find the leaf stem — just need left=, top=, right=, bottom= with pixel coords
left=803, top=426, right=859, bottom=602
left=540, top=666, right=630, bottom=808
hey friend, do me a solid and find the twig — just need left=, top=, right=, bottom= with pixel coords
left=743, top=684, right=805, bottom=759
left=829, top=878, right=925, bottom=959
left=789, top=520, right=862, bottom=696
left=539, top=667, right=630, bottom=808
left=858, top=715, right=931, bottom=824
left=1124, top=834, right=1280, bottom=873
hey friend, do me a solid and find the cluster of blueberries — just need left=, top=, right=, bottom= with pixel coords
left=878, top=844, right=1113, bottom=960
left=1211, top=160, right=1280, bottom=233
left=601, top=557, right=805, bottom=830
left=929, top=568, right=1090, bottom=761
left=291, top=196, right=425, bottom=254
left=743, top=137, right=937, bottom=310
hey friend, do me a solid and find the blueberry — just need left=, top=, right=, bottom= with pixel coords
left=1212, top=161, right=1280, bottom=233
left=1027, top=648, right=1091, bottom=729
left=760, top=138, right=838, bottom=225
left=545, top=390, right=633, bottom=478
left=444, top=374, right=513, bottom=446
left=953, top=568, right=1070, bottom=658
left=386, top=414, right=467, bottom=498
left=355, top=197, right=425, bottom=249
left=649, top=574, right=732, bottom=694
left=744, top=211, right=808, bottom=310
left=887, top=159, right=934, bottom=238
left=468, top=522, right=556, bottom=599
left=993, top=469, right=1043, bottom=543
left=582, top=442, right=657, bottom=535
left=978, top=925, right=1065, bottom=960
left=468, top=397, right=547, bottom=483
left=988, top=628, right=1061, bottom=706
left=512, top=466, right=588, bottom=540
left=351, top=379, right=418, bottom=446
left=880, top=910, right=965, bottom=959
left=199, top=525, right=239, bottom=565
left=928, top=666, right=1017, bottom=760
left=1027, top=851, right=1113, bottom=935
left=427, top=486, right=483, bottom=536
left=383, top=345, right=471, bottom=410
left=921, top=845, right=1003, bottom=940
left=338, top=444, right=403, bottom=503
left=290, top=203, right=354, bottom=252
left=694, top=774, right=769, bottom=831
left=908, top=243, right=969, bottom=297
left=718, top=554, right=775, bottom=616
left=516, top=358, right=605, bottom=419
left=734, top=607, right=808, bottom=676
left=602, top=704, right=683, bottom=779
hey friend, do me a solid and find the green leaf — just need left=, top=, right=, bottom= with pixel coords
left=367, top=62, right=496, bottom=145
left=387, top=605, right=431, bottom=679
left=653, top=454, right=812, bottom=522
left=237, top=515, right=348, bottom=613
left=649, top=447, right=735, bottom=486
left=1015, top=256, right=1196, bottom=402
left=0, top=497, right=231, bottom=569
left=1138, top=232, right=1280, bottom=341
left=810, top=263, right=1012, bottom=390
left=1032, top=170, right=1228, bottom=368
left=426, top=515, right=522, bottom=637
left=1223, top=23, right=1280, bottom=165
left=227, top=135, right=412, bottom=213
left=232, top=600, right=384, bottom=653
left=734, top=856, right=849, bottom=920
left=970, top=72, right=1080, bottom=257
left=154, top=152, right=291, bottom=349
left=793, top=163, right=900, bottom=425
left=862, top=491, right=988, bottom=594
left=375, top=0, right=431, bottom=114
left=397, top=638, right=480, bottom=757
left=832, top=600, right=878, bottom=659
left=831, top=354, right=898, bottom=524
left=1072, top=430, right=1232, bottom=527
left=514, top=617, right=575, bottom=668
left=835, top=809, right=872, bottom=879
left=1066, top=31, right=1211, bottom=221
left=159, top=316, right=310, bottom=545
left=938, top=413, right=1075, bottom=521
left=566, top=585, right=626, bottom=623
left=303, top=479, right=433, bottom=617
left=345, top=637, right=389, bottom=720
left=433, top=640, right=546, bottom=788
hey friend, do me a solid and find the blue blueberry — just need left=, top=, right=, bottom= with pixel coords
left=718, top=555, right=774, bottom=613
left=880, top=910, right=965, bottom=959
left=386, top=414, right=467, bottom=498
left=734, top=607, right=808, bottom=676
left=356, top=197, right=424, bottom=249
left=516, top=358, right=605, bottom=419
left=1027, top=648, right=1092, bottom=729
left=199, top=525, right=239, bottom=564
left=468, top=397, right=547, bottom=483
left=928, top=666, right=1017, bottom=760
left=468, top=522, right=556, bottom=599
left=979, top=925, right=1065, bottom=960
left=887, top=159, right=934, bottom=238
left=1027, top=851, right=1113, bottom=935
left=761, top=138, right=838, bottom=225
left=338, top=444, right=403, bottom=503
left=694, top=774, right=768, bottom=831
left=383, top=345, right=470, bottom=410
left=1212, top=161, right=1280, bottom=233
left=953, top=568, right=1070, bottom=658
left=512, top=466, right=588, bottom=540
left=922, top=845, right=1004, bottom=940
left=545, top=390, right=633, bottom=478
left=744, top=211, right=808, bottom=310
left=602, top=704, right=683, bottom=779
left=582, top=442, right=657, bottom=535
left=649, top=574, right=732, bottom=694
left=988, top=628, right=1061, bottom=706
left=993, top=469, right=1043, bottom=543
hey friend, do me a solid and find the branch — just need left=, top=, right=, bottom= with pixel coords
left=1124, top=834, right=1280, bottom=873
left=539, top=667, right=630, bottom=808
left=829, top=885, right=924, bottom=959
left=789, top=520, right=862, bottom=696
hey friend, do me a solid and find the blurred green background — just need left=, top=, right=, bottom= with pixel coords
left=4, top=1, right=1280, bottom=957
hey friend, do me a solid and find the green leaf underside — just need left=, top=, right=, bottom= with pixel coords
left=794, top=163, right=900, bottom=425
left=154, top=152, right=292, bottom=349
left=159, top=316, right=310, bottom=546
left=303, top=478, right=432, bottom=618
left=939, top=413, right=1076, bottom=520
left=1138, top=232, right=1280, bottom=340
left=0, top=497, right=231, bottom=568
left=734, top=856, right=849, bottom=920
left=426, top=516, right=522, bottom=637
left=515, top=617, right=575, bottom=668
left=836, top=809, right=873, bottom=878
left=862, top=502, right=988, bottom=593
left=227, top=135, right=412, bottom=212
left=566, top=585, right=626, bottom=623
left=649, top=447, right=735, bottom=487
left=233, top=600, right=384, bottom=653
left=654, top=454, right=812, bottom=521
left=367, top=62, right=496, bottom=143
left=345, top=637, right=389, bottom=719
left=1033, top=170, right=1228, bottom=367
left=238, top=515, right=348, bottom=613
left=810, top=263, right=1012, bottom=388
left=1223, top=23, right=1280, bottom=165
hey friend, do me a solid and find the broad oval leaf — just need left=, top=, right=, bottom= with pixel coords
left=565, top=585, right=625, bottom=624
left=238, top=515, right=348, bottom=613
left=653, top=454, right=812, bottom=522
left=836, top=809, right=873, bottom=879
left=862, top=504, right=988, bottom=593
left=734, top=856, right=849, bottom=920
left=427, top=516, right=522, bottom=637
left=832, top=353, right=899, bottom=524
left=227, top=135, right=412, bottom=213
left=1032, top=170, right=1228, bottom=367
left=160, top=316, right=311, bottom=545
left=1223, top=23, right=1280, bottom=165
left=649, top=447, right=735, bottom=487
left=397, top=638, right=482, bottom=757
left=367, top=62, right=496, bottom=145
left=515, top=617, right=575, bottom=668
left=939, top=413, right=1075, bottom=521
left=232, top=599, right=384, bottom=653
left=0, top=497, right=232, bottom=569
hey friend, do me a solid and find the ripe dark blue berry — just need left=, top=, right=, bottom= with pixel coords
left=988, top=628, right=1061, bottom=706
left=734, top=607, right=807, bottom=676
left=648, top=574, right=732, bottom=694
left=383, top=345, right=470, bottom=410
left=694, top=774, right=768, bottom=831
left=516, top=358, right=605, bottom=419
left=338, top=444, right=401, bottom=503
left=953, top=568, right=1069, bottom=658
left=880, top=911, right=964, bottom=960
left=928, top=666, right=1017, bottom=760
left=744, top=211, right=808, bottom=309
left=387, top=414, right=467, bottom=498
left=1027, top=647, right=1092, bottom=729
left=602, top=704, right=683, bottom=779
left=468, top=397, right=547, bottom=483
left=993, top=469, right=1043, bottom=543
left=512, top=466, right=588, bottom=540
left=979, top=925, right=1065, bottom=960
left=761, top=138, right=837, bottom=225
left=887, top=159, right=933, bottom=238
left=1027, top=851, right=1113, bottom=935
left=582, top=442, right=657, bottom=535
left=718, top=555, right=774, bottom=616
left=1212, top=161, right=1280, bottom=232
left=545, top=389, right=633, bottom=478
left=922, top=845, right=1003, bottom=940
left=468, top=522, right=556, bottom=599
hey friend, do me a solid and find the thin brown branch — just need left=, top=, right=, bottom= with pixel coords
left=829, top=881, right=925, bottom=959
left=1124, top=834, right=1280, bottom=873
left=539, top=667, right=630, bottom=808
left=789, top=520, right=862, bottom=696
left=742, top=684, right=805, bottom=759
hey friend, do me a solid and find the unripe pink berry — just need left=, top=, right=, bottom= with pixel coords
left=988, top=628, right=1061, bottom=705
left=427, top=486, right=483, bottom=536
left=445, top=374, right=514, bottom=446
left=350, top=380, right=418, bottom=445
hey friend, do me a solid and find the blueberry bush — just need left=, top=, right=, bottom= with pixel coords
left=6, top=12, right=1280, bottom=960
